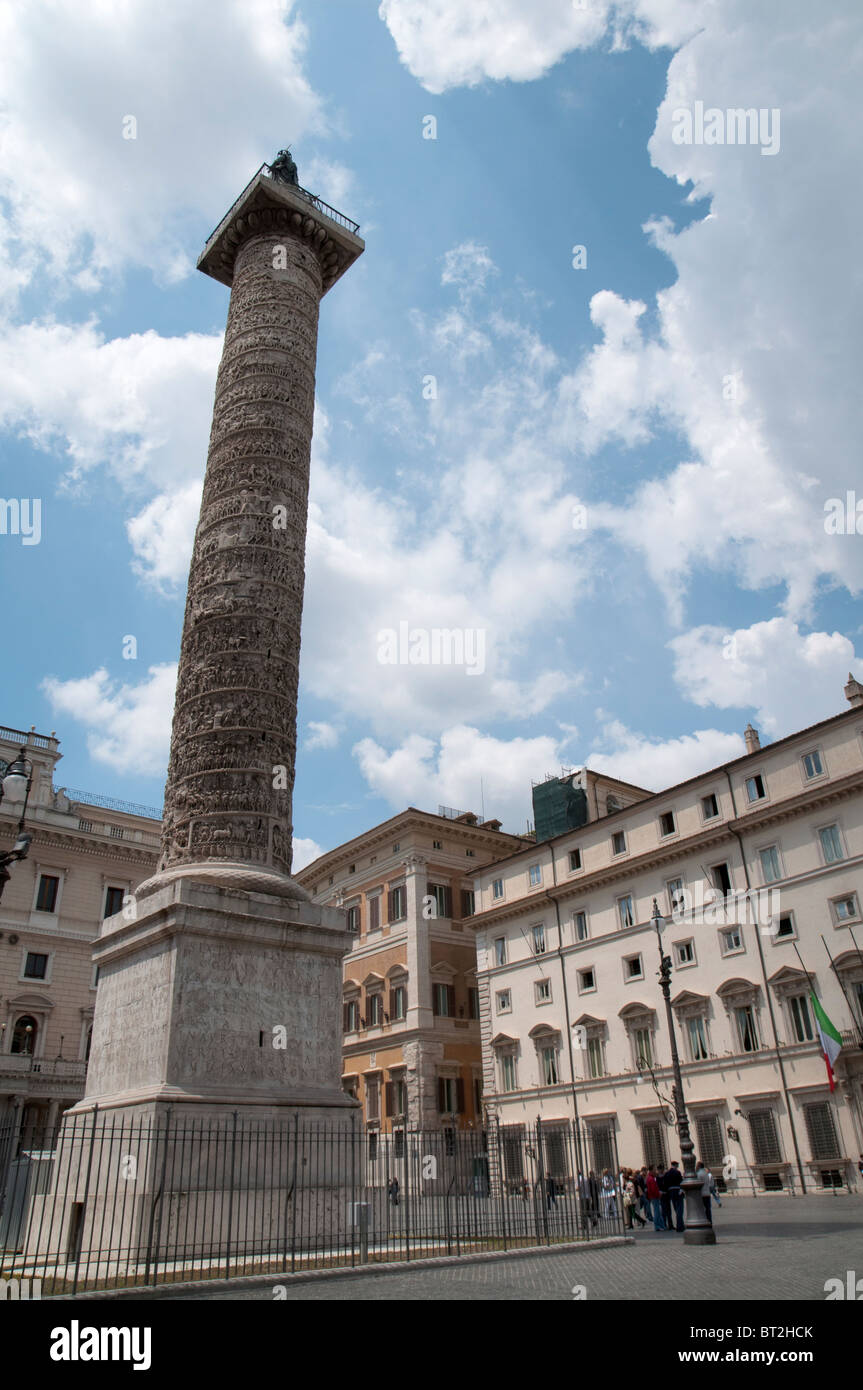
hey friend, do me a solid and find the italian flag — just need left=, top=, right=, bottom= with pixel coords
left=811, top=992, right=842, bottom=1092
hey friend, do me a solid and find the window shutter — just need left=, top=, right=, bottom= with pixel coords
left=438, top=1077, right=446, bottom=1112
left=455, top=1077, right=465, bottom=1113
left=447, top=984, right=456, bottom=1016
left=432, top=985, right=440, bottom=1016
left=443, top=886, right=453, bottom=917
left=342, top=1003, right=349, bottom=1032
left=387, top=890, right=395, bottom=922
left=385, top=1081, right=394, bottom=1117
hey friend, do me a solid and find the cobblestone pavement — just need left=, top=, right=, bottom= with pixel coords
left=162, top=1196, right=862, bottom=1301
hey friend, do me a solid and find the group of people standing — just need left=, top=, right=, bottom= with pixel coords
left=621, top=1161, right=720, bottom=1232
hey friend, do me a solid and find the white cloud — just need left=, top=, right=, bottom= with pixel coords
left=586, top=716, right=745, bottom=790
left=0, top=0, right=325, bottom=297
left=41, top=664, right=177, bottom=776
left=127, top=481, right=204, bottom=593
left=440, top=242, right=499, bottom=301
left=669, top=618, right=863, bottom=739
left=292, top=836, right=325, bottom=871
left=304, top=721, right=340, bottom=751
left=0, top=320, right=221, bottom=494
left=354, top=725, right=563, bottom=833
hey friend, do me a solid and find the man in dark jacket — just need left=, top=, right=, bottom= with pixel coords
left=663, top=1160, right=685, bottom=1231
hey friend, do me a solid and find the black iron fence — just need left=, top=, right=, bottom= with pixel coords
left=0, top=1114, right=623, bottom=1294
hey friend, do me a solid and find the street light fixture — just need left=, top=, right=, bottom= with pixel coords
left=0, top=748, right=34, bottom=902
left=651, top=896, right=716, bottom=1246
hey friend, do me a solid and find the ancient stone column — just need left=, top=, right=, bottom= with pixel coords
left=152, top=171, right=364, bottom=897
left=64, top=161, right=363, bottom=1124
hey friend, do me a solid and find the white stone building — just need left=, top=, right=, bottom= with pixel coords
left=471, top=680, right=863, bottom=1194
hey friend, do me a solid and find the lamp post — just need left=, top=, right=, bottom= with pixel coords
left=0, top=749, right=34, bottom=902
left=651, top=897, right=716, bottom=1245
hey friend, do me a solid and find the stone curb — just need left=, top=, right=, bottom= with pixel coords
left=51, top=1235, right=634, bottom=1300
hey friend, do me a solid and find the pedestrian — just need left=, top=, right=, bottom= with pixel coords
left=587, top=1169, right=600, bottom=1227
left=546, top=1173, right=557, bottom=1209
left=658, top=1163, right=673, bottom=1231
left=600, top=1168, right=616, bottom=1219
left=695, top=1160, right=712, bottom=1224
left=623, top=1169, right=647, bottom=1229
left=664, top=1159, right=685, bottom=1232
left=387, top=1175, right=400, bottom=1207
left=709, top=1170, right=722, bottom=1209
left=645, top=1164, right=665, bottom=1230
left=635, top=1166, right=650, bottom=1223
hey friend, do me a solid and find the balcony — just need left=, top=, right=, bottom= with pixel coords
left=840, top=1029, right=863, bottom=1051
left=0, top=1055, right=87, bottom=1081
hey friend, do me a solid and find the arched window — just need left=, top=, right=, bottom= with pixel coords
left=11, top=1015, right=38, bottom=1055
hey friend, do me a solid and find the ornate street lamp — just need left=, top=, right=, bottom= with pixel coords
left=0, top=749, right=34, bottom=902
left=651, top=897, right=716, bottom=1245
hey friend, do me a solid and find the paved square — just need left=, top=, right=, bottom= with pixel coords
left=160, top=1194, right=862, bottom=1301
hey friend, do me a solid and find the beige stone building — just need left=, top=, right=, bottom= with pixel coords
left=471, top=680, right=863, bottom=1194
left=297, top=809, right=530, bottom=1144
left=0, top=724, right=159, bottom=1146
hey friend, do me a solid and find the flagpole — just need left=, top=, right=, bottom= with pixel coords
left=821, top=933, right=863, bottom=1049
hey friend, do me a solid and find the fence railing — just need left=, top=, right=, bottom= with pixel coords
left=0, top=1116, right=622, bottom=1294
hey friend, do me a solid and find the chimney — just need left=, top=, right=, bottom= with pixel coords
left=744, top=723, right=761, bottom=754
left=844, top=672, right=863, bottom=708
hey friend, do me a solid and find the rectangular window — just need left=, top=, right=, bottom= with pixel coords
left=460, top=888, right=475, bottom=917
left=573, top=910, right=588, bottom=942
left=687, top=1016, right=709, bottom=1061
left=617, top=895, right=635, bottom=929
left=438, top=1076, right=462, bottom=1113
left=746, top=773, right=766, bottom=802
left=502, top=1124, right=524, bottom=1177
left=832, top=894, right=860, bottom=923
left=667, top=877, right=686, bottom=914
left=589, top=1126, right=615, bottom=1174
left=804, top=1101, right=841, bottom=1161
left=586, top=1037, right=604, bottom=1078
left=776, top=913, right=795, bottom=939
left=496, top=989, right=511, bottom=1013
left=569, top=848, right=582, bottom=871
left=389, top=985, right=406, bottom=1020
left=789, top=994, right=814, bottom=1043
left=532, top=924, right=546, bottom=955
left=104, top=886, right=125, bottom=918
left=735, top=1005, right=759, bottom=1052
left=433, top=983, right=455, bottom=1017
left=819, top=825, right=844, bottom=864
left=759, top=846, right=781, bottom=883
left=611, top=830, right=626, bottom=856
left=368, top=895, right=380, bottom=931
left=346, top=904, right=361, bottom=933
left=695, top=1114, right=725, bottom=1168
left=465, top=849, right=474, bottom=858
left=712, top=862, right=732, bottom=895
left=387, top=1077, right=407, bottom=1118
left=433, top=839, right=443, bottom=850
left=24, top=952, right=48, bottom=980
left=721, top=927, right=743, bottom=953
left=624, top=954, right=643, bottom=980
left=578, top=968, right=595, bottom=993
left=500, top=1054, right=517, bottom=1092
left=676, top=940, right=695, bottom=966
left=427, top=882, right=453, bottom=918
left=542, top=1125, right=568, bottom=1178
left=541, top=1047, right=559, bottom=1085
left=802, top=750, right=824, bottom=779
left=528, top=863, right=542, bottom=887
left=701, top=792, right=719, bottom=820
left=633, top=1027, right=652, bottom=1068
left=387, top=885, right=406, bottom=923
left=366, top=1078, right=380, bottom=1121
left=35, top=874, right=59, bottom=913
left=492, top=878, right=504, bottom=900
left=641, top=1122, right=667, bottom=1171
left=659, top=810, right=676, bottom=837
left=343, top=999, right=360, bottom=1032
left=468, top=987, right=479, bottom=1019
left=494, top=936, right=506, bottom=966
left=748, top=1108, right=782, bottom=1164
left=535, top=978, right=551, bottom=1003
left=367, top=993, right=383, bottom=1027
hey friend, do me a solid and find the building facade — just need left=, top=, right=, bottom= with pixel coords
left=0, top=724, right=159, bottom=1145
left=471, top=681, right=863, bottom=1194
left=297, top=809, right=531, bottom=1145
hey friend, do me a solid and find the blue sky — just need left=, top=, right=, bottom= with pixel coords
left=1, top=0, right=861, bottom=864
